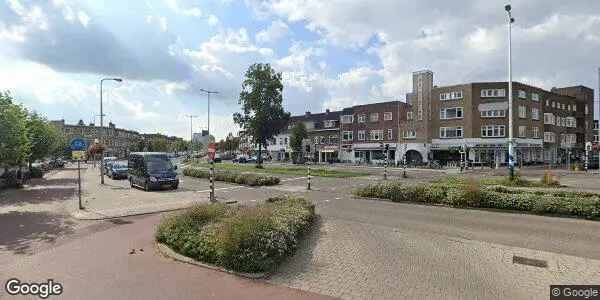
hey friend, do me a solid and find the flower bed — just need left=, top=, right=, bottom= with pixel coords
left=353, top=181, right=600, bottom=220
left=183, top=167, right=280, bottom=186
left=156, top=196, right=315, bottom=273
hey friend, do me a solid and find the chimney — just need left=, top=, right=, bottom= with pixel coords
left=325, top=109, right=330, bottom=114
left=305, top=111, right=311, bottom=117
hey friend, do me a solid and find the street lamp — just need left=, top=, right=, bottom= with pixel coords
left=505, top=4, right=516, bottom=180
left=186, top=115, right=198, bottom=156
left=199, top=88, right=218, bottom=140
left=99, top=77, right=122, bottom=184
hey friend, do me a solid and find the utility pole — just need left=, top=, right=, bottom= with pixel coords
left=99, top=78, right=122, bottom=184
left=199, top=89, right=219, bottom=138
left=505, top=4, right=516, bottom=180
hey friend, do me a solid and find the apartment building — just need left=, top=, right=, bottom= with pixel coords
left=243, top=70, right=594, bottom=166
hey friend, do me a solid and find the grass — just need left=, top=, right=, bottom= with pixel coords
left=435, top=175, right=563, bottom=188
left=191, top=162, right=369, bottom=178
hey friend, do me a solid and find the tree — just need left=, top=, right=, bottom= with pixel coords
left=289, top=122, right=307, bottom=163
left=234, top=63, right=290, bottom=168
left=0, top=91, right=30, bottom=172
left=26, top=112, right=62, bottom=169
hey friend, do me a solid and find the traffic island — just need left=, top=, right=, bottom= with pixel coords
left=155, top=196, right=315, bottom=276
left=183, top=167, right=280, bottom=186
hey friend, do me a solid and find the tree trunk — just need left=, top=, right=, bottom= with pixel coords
left=257, top=142, right=263, bottom=168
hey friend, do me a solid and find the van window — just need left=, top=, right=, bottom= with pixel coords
left=145, top=156, right=173, bottom=173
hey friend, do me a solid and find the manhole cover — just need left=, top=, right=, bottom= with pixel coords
left=512, top=255, right=547, bottom=268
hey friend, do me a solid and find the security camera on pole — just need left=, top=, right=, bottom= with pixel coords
left=505, top=4, right=516, bottom=180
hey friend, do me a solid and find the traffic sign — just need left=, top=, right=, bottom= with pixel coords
left=208, top=143, right=216, bottom=160
left=72, top=150, right=86, bottom=160
left=70, top=138, right=87, bottom=151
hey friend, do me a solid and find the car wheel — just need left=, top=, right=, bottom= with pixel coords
left=172, top=184, right=178, bottom=190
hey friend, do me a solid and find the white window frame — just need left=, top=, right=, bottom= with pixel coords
left=370, top=113, right=379, bottom=122
left=357, top=114, right=366, bottom=123
left=406, top=111, right=413, bottom=120
left=532, top=93, right=539, bottom=101
left=440, top=107, right=464, bottom=120
left=342, top=131, right=353, bottom=141
left=387, top=128, right=393, bottom=140
left=369, top=130, right=384, bottom=141
left=341, top=115, right=354, bottom=124
left=357, top=130, right=366, bottom=141
left=532, top=126, right=539, bottom=138
left=544, top=113, right=555, bottom=125
left=518, top=106, right=526, bottom=118
left=544, top=132, right=555, bottom=143
left=531, top=108, right=539, bottom=120
left=324, top=120, right=335, bottom=128
left=480, top=109, right=506, bottom=118
left=518, top=90, right=527, bottom=99
left=404, top=130, right=416, bottom=139
left=439, top=126, right=463, bottom=139
left=481, top=89, right=506, bottom=98
left=481, top=125, right=506, bottom=138
left=383, top=112, right=393, bottom=121
left=518, top=126, right=527, bottom=137
left=440, top=90, right=463, bottom=101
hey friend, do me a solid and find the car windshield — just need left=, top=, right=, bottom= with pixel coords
left=145, top=156, right=173, bottom=173
left=113, top=163, right=127, bottom=169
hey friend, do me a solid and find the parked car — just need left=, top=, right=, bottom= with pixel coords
left=232, top=155, right=247, bottom=163
left=213, top=153, right=222, bottom=163
left=108, top=161, right=128, bottom=179
left=128, top=152, right=178, bottom=191
left=103, top=156, right=118, bottom=173
left=49, top=158, right=65, bottom=168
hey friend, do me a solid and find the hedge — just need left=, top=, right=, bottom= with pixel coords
left=183, top=167, right=280, bottom=186
left=353, top=181, right=600, bottom=220
left=156, top=196, right=315, bottom=273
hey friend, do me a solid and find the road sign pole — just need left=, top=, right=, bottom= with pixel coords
left=78, top=160, right=83, bottom=210
left=384, top=149, right=388, bottom=180
left=209, top=160, right=215, bottom=202
left=307, top=165, right=311, bottom=190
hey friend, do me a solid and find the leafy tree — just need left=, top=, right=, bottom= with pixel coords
left=26, top=112, right=61, bottom=169
left=0, top=91, right=30, bottom=171
left=234, top=63, right=290, bottom=167
left=289, top=122, right=307, bottom=162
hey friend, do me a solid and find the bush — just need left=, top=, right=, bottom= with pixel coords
left=29, top=166, right=43, bottom=178
left=183, top=167, right=280, bottom=186
left=156, top=197, right=315, bottom=273
left=541, top=170, right=560, bottom=187
left=354, top=181, right=600, bottom=220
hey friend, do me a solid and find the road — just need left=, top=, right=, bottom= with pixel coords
left=2, top=163, right=600, bottom=299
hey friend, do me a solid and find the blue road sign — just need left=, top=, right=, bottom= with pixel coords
left=70, top=138, right=87, bottom=151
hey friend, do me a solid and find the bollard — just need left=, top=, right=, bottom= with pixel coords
left=307, top=165, right=311, bottom=190
left=585, top=150, right=589, bottom=172
left=384, top=154, right=388, bottom=180
left=209, top=160, right=215, bottom=202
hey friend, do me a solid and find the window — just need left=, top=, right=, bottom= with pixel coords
left=383, top=112, right=393, bottom=121
left=439, top=126, right=463, bottom=138
left=518, top=106, right=526, bottom=118
left=324, top=120, right=335, bottom=128
left=440, top=107, right=463, bottom=119
left=552, top=101, right=556, bottom=108
left=357, top=130, right=366, bottom=141
left=358, top=114, right=366, bottom=123
left=585, top=105, right=589, bottom=115
left=573, top=105, right=577, bottom=112
left=481, top=125, right=506, bottom=137
left=285, top=137, right=288, bottom=145
left=440, top=90, right=463, bottom=100
left=566, top=117, right=576, bottom=128
left=518, top=126, right=526, bottom=137
left=561, top=134, right=576, bottom=145
left=532, top=93, right=539, bottom=101
left=532, top=127, right=539, bottom=138
left=341, top=115, right=354, bottom=124
left=314, top=136, right=320, bottom=144
left=404, top=130, right=416, bottom=139
left=369, top=130, right=384, bottom=141
left=481, top=89, right=506, bottom=98
left=546, top=100, right=549, bottom=106
left=518, top=90, right=527, bottom=99
left=387, top=128, right=393, bottom=140
left=370, top=113, right=379, bottom=122
left=544, top=132, right=555, bottom=143
left=342, top=131, right=353, bottom=141
left=544, top=113, right=555, bottom=125
left=480, top=109, right=505, bottom=118
left=531, top=108, right=539, bottom=120
left=407, top=111, right=413, bottom=120
left=567, top=105, right=571, bottom=111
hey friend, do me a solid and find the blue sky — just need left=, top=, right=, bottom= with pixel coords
left=1, top=0, right=599, bottom=140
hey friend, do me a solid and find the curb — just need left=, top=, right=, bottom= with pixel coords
left=69, top=205, right=195, bottom=220
left=156, top=243, right=268, bottom=279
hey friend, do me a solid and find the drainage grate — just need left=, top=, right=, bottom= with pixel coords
left=512, top=255, right=548, bottom=268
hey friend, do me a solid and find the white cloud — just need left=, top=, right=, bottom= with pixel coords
left=256, top=20, right=290, bottom=43
left=78, top=11, right=90, bottom=27
left=207, top=14, right=219, bottom=26
left=159, top=16, right=168, bottom=32
left=165, top=0, right=202, bottom=17
left=464, top=27, right=499, bottom=53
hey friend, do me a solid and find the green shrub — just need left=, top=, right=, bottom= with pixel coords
left=354, top=181, right=600, bottom=220
left=183, top=167, right=279, bottom=186
left=156, top=197, right=315, bottom=273
left=29, top=166, right=43, bottom=178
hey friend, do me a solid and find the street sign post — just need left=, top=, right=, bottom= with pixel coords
left=70, top=138, right=87, bottom=210
left=208, top=143, right=216, bottom=202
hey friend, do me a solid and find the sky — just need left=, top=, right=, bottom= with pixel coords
left=1, top=0, right=599, bottom=141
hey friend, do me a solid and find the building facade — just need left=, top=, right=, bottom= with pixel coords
left=51, top=119, right=141, bottom=158
left=241, top=70, right=595, bottom=166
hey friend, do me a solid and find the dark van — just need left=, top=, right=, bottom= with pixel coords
left=128, top=152, right=179, bottom=191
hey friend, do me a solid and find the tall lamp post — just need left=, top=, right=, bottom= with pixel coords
left=186, top=115, right=198, bottom=156
left=199, top=88, right=219, bottom=139
left=505, top=4, right=516, bottom=180
left=99, top=77, right=122, bottom=184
